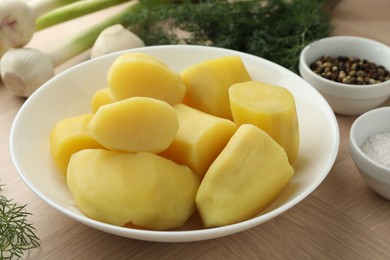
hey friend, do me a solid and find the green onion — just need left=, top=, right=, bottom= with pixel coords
left=49, top=2, right=142, bottom=66
left=29, top=0, right=81, bottom=17
left=1, top=2, right=144, bottom=97
left=36, top=0, right=133, bottom=31
left=91, top=24, right=145, bottom=58
left=0, top=0, right=80, bottom=47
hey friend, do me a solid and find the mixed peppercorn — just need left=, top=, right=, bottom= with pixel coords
left=310, top=55, right=390, bottom=85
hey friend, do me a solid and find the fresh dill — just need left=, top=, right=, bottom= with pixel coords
left=0, top=185, right=40, bottom=260
left=124, top=0, right=332, bottom=73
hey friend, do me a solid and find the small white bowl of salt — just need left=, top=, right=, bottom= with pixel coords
left=350, top=106, right=390, bottom=199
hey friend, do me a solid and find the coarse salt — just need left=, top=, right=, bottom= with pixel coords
left=361, top=131, right=390, bottom=169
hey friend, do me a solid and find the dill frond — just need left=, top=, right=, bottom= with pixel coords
left=123, top=0, right=332, bottom=73
left=0, top=185, right=40, bottom=260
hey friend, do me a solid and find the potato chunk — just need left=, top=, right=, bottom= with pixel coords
left=67, top=149, right=200, bottom=230
left=229, top=81, right=299, bottom=164
left=196, top=124, right=294, bottom=227
left=91, top=87, right=114, bottom=113
left=49, top=114, right=104, bottom=175
left=160, top=104, right=237, bottom=178
left=107, top=52, right=186, bottom=105
left=180, top=56, right=251, bottom=119
left=90, top=97, right=179, bottom=153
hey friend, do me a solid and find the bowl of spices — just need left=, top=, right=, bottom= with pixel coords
left=350, top=107, right=390, bottom=199
left=299, top=35, right=390, bottom=115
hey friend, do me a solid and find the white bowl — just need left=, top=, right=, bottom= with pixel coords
left=299, top=35, right=390, bottom=116
left=350, top=107, right=390, bottom=199
left=10, top=45, right=339, bottom=242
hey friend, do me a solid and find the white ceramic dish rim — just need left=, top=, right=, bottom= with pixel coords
left=300, top=35, right=390, bottom=98
left=10, top=45, right=340, bottom=242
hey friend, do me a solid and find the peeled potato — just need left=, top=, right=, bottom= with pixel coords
left=107, top=52, right=186, bottom=105
left=180, top=56, right=251, bottom=119
left=67, top=149, right=200, bottom=230
left=196, top=124, right=294, bottom=228
left=49, top=53, right=298, bottom=231
left=90, top=96, right=179, bottom=153
left=49, top=114, right=104, bottom=175
left=160, top=104, right=237, bottom=178
left=229, top=81, right=300, bottom=164
left=91, top=87, right=114, bottom=113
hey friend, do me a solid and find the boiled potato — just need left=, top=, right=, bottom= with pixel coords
left=67, top=149, right=200, bottom=230
left=107, top=52, right=186, bottom=105
left=180, top=56, right=251, bottom=120
left=49, top=114, right=104, bottom=175
left=160, top=104, right=237, bottom=178
left=196, top=124, right=294, bottom=227
left=50, top=53, right=298, bottom=231
left=229, top=81, right=299, bottom=164
left=91, top=87, right=114, bottom=113
left=90, top=96, right=179, bottom=153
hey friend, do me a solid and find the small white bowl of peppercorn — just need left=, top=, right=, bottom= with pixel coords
left=350, top=107, right=390, bottom=199
left=299, top=35, right=390, bottom=115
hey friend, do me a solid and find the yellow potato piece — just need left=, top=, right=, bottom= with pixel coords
left=90, top=97, right=179, bottom=153
left=180, top=56, right=251, bottom=119
left=49, top=114, right=104, bottom=175
left=229, top=81, right=300, bottom=164
left=91, top=87, right=114, bottom=113
left=160, top=104, right=237, bottom=179
left=196, top=124, right=294, bottom=228
left=107, top=52, right=186, bottom=105
left=67, top=149, right=200, bottom=230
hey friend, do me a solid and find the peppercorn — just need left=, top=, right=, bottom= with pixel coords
left=309, top=55, right=390, bottom=85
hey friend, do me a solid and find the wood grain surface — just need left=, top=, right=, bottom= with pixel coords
left=1, top=0, right=390, bottom=259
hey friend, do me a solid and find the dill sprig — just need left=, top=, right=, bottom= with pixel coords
left=124, top=0, right=332, bottom=73
left=0, top=185, right=40, bottom=260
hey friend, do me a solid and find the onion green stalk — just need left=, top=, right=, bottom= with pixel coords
left=48, top=2, right=141, bottom=67
left=36, top=0, right=134, bottom=31
left=0, top=0, right=80, bottom=47
left=1, top=2, right=143, bottom=97
left=28, top=0, right=81, bottom=18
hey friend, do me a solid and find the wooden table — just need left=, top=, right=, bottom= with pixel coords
left=2, top=0, right=390, bottom=258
